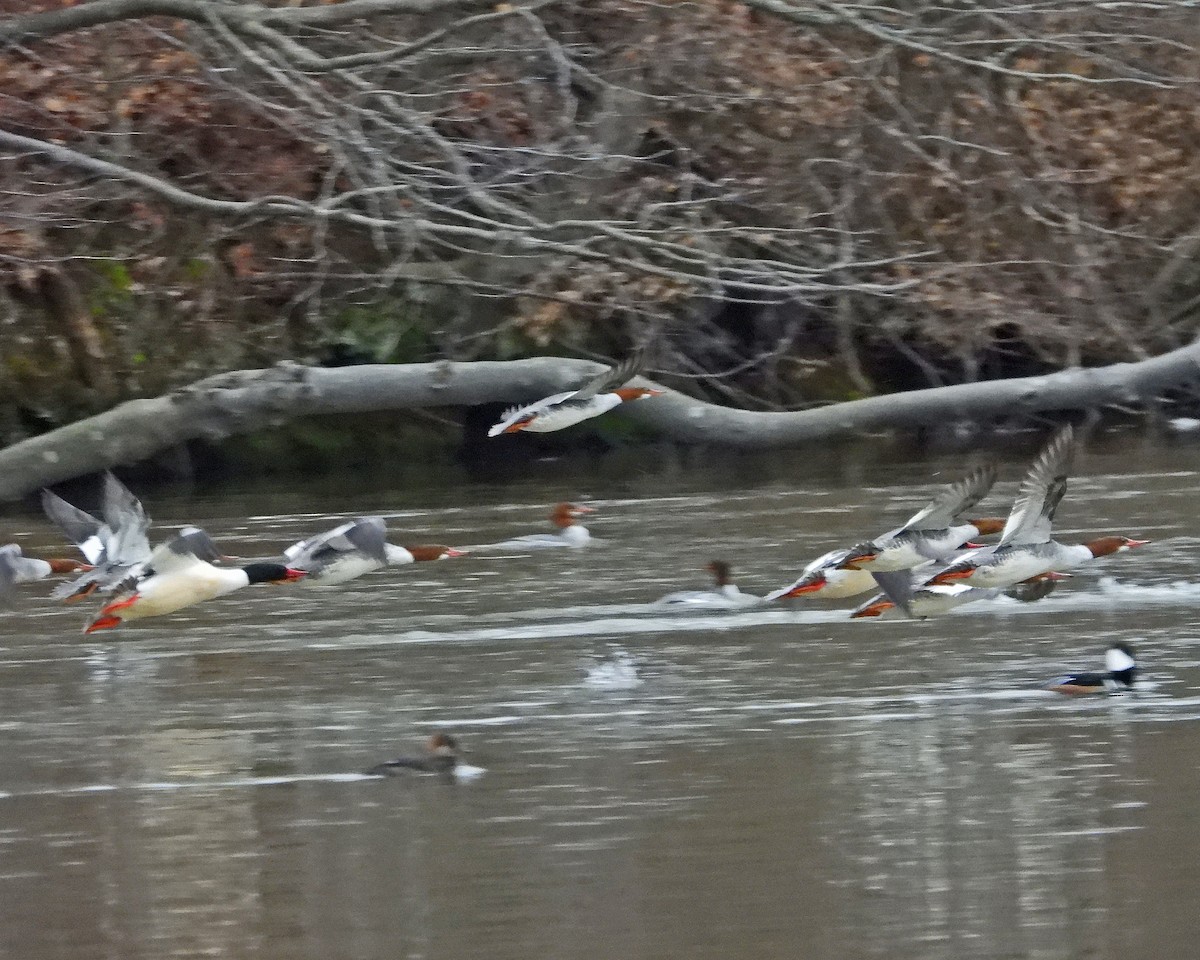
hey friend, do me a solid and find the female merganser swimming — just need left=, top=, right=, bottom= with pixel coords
left=658, top=560, right=762, bottom=607
left=486, top=502, right=596, bottom=549
left=923, top=427, right=1148, bottom=588
left=1047, top=643, right=1137, bottom=695
left=84, top=532, right=305, bottom=632
left=366, top=733, right=461, bottom=776
left=838, top=464, right=1004, bottom=572
left=0, top=544, right=92, bottom=604
left=284, top=517, right=464, bottom=586
left=487, top=353, right=662, bottom=436
left=850, top=572, right=1067, bottom=619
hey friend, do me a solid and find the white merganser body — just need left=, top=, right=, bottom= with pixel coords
left=931, top=537, right=1147, bottom=589
left=487, top=353, right=662, bottom=437
left=285, top=517, right=463, bottom=586
left=659, top=560, right=763, bottom=608
left=84, top=534, right=304, bottom=632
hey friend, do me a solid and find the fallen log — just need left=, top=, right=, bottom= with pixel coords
left=1, top=343, right=1197, bottom=501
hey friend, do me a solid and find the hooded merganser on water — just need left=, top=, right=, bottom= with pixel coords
left=366, top=733, right=461, bottom=775
left=1046, top=643, right=1137, bottom=695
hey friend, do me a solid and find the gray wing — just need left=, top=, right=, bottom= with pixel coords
left=100, top=472, right=152, bottom=566
left=177, top=526, right=227, bottom=565
left=40, top=489, right=104, bottom=562
left=870, top=570, right=916, bottom=617
left=998, top=426, right=1075, bottom=547
left=892, top=464, right=998, bottom=536
left=571, top=350, right=644, bottom=401
left=802, top=547, right=855, bottom=576
left=108, top=530, right=206, bottom=595
left=286, top=517, right=388, bottom=568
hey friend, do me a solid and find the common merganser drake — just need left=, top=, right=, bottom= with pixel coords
left=83, top=532, right=304, bottom=632
left=366, top=733, right=462, bottom=776
left=487, top=502, right=596, bottom=549
left=1047, top=643, right=1137, bottom=695
left=284, top=517, right=465, bottom=586
left=838, top=465, right=1004, bottom=572
left=487, top=353, right=662, bottom=436
left=924, top=427, right=1149, bottom=589
left=764, top=548, right=878, bottom=601
left=0, top=544, right=92, bottom=604
left=850, top=572, right=1067, bottom=619
left=658, top=560, right=762, bottom=607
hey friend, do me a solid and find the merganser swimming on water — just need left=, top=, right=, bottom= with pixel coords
left=284, top=517, right=464, bottom=586
left=366, top=733, right=462, bottom=776
left=838, top=464, right=1004, bottom=572
left=658, top=560, right=762, bottom=608
left=0, top=544, right=92, bottom=605
left=923, top=427, right=1149, bottom=589
left=84, top=532, right=305, bottom=632
left=485, top=502, right=597, bottom=550
left=1046, top=643, right=1137, bottom=695
left=487, top=353, right=662, bottom=437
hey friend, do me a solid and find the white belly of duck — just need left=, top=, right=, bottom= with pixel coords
left=303, top=555, right=385, bottom=586
left=119, top=567, right=250, bottom=620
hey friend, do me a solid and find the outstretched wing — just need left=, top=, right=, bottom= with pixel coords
left=571, top=350, right=644, bottom=400
left=100, top=472, right=152, bottom=566
left=870, top=570, right=916, bottom=617
left=998, top=426, right=1075, bottom=547
left=177, top=527, right=227, bottom=565
left=40, top=489, right=104, bottom=563
left=107, top=530, right=208, bottom=595
left=286, top=517, right=388, bottom=569
left=894, top=464, right=998, bottom=535
left=487, top=392, right=578, bottom=437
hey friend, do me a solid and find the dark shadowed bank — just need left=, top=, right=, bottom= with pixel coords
left=1, top=343, right=1198, bottom=502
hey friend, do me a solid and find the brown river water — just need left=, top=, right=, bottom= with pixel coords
left=2, top=428, right=1199, bottom=959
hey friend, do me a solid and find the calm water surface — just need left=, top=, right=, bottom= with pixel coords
left=3, top=432, right=1200, bottom=959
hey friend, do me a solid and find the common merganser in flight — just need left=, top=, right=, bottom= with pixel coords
left=849, top=572, right=1067, bottom=619
left=838, top=464, right=1003, bottom=572
left=923, top=427, right=1149, bottom=589
left=366, top=733, right=462, bottom=776
left=0, top=544, right=92, bottom=605
left=487, top=353, right=662, bottom=437
left=764, top=548, right=878, bottom=601
left=766, top=465, right=1002, bottom=602
left=283, top=517, right=465, bottom=586
left=84, top=532, right=305, bottom=632
left=42, top=473, right=229, bottom=602
left=1046, top=643, right=1137, bottom=695
left=485, top=502, right=597, bottom=549
left=658, top=560, right=762, bottom=608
